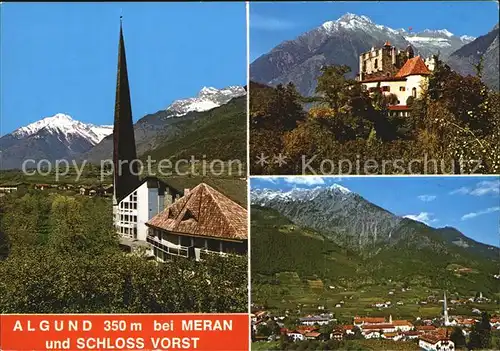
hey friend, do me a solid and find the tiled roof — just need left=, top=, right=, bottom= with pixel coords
left=354, top=317, right=386, bottom=323
left=420, top=333, right=451, bottom=344
left=388, top=105, right=411, bottom=111
left=147, top=183, right=247, bottom=240
left=393, top=320, right=413, bottom=326
left=305, top=332, right=321, bottom=337
left=363, top=323, right=395, bottom=330
left=395, top=56, right=431, bottom=77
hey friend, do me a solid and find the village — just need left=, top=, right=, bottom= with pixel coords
left=251, top=291, right=499, bottom=350
left=0, top=181, right=114, bottom=197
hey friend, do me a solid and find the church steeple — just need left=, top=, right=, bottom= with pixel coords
left=443, top=291, right=450, bottom=326
left=113, top=17, right=140, bottom=204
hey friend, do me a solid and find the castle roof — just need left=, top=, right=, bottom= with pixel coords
left=146, top=183, right=247, bottom=241
left=395, top=56, right=431, bottom=77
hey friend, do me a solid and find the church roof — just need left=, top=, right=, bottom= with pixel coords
left=388, top=105, right=411, bottom=111
left=146, top=183, right=247, bottom=241
left=395, top=56, right=431, bottom=77
left=113, top=19, right=140, bottom=203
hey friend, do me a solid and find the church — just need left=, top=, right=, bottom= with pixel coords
left=357, top=41, right=436, bottom=117
left=110, top=19, right=247, bottom=261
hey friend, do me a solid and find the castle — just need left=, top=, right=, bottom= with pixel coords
left=357, top=42, right=436, bottom=116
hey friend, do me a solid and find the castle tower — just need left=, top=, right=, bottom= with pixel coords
left=112, top=17, right=140, bottom=205
left=443, top=291, right=450, bottom=326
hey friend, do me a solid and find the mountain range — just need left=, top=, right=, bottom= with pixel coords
left=251, top=185, right=499, bottom=299
left=448, top=23, right=500, bottom=90
left=250, top=13, right=499, bottom=96
left=251, top=184, right=498, bottom=258
left=0, top=86, right=245, bottom=170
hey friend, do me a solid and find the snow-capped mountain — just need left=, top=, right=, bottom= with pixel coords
left=0, top=114, right=112, bottom=170
left=11, top=113, right=112, bottom=144
left=403, top=29, right=475, bottom=57
left=83, top=85, right=246, bottom=163
left=250, top=13, right=477, bottom=96
left=250, top=185, right=499, bottom=257
left=166, top=86, right=246, bottom=117
left=251, top=184, right=352, bottom=205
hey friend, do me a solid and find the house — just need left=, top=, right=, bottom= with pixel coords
left=0, top=182, right=25, bottom=193
left=343, top=325, right=355, bottom=335
left=382, top=332, right=402, bottom=341
left=330, top=330, right=344, bottom=341
left=304, top=331, right=321, bottom=340
left=402, top=331, right=420, bottom=340
left=146, top=183, right=247, bottom=262
left=299, top=315, right=331, bottom=326
left=363, top=331, right=381, bottom=339
left=392, top=320, right=414, bottom=332
left=354, top=316, right=386, bottom=326
left=419, top=334, right=455, bottom=351
left=287, top=330, right=305, bottom=342
left=113, top=177, right=180, bottom=247
left=34, top=183, right=51, bottom=190
left=361, top=323, right=397, bottom=335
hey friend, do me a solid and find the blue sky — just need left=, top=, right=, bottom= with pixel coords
left=251, top=176, right=500, bottom=247
left=0, top=2, right=246, bottom=136
left=250, top=1, right=500, bottom=61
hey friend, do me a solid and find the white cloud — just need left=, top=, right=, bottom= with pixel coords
left=418, top=194, right=437, bottom=202
left=404, top=212, right=437, bottom=225
left=461, top=206, right=500, bottom=221
left=251, top=13, right=296, bottom=31
left=283, top=176, right=325, bottom=186
left=257, top=177, right=278, bottom=184
left=450, top=180, right=500, bottom=196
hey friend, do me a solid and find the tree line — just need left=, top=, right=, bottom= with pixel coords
left=0, top=191, right=247, bottom=313
left=250, top=56, right=499, bottom=174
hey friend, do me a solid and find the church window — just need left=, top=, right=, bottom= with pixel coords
left=182, top=209, right=196, bottom=221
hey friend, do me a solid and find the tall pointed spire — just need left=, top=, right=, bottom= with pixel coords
left=113, top=17, right=140, bottom=204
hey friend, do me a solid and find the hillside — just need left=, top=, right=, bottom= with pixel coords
left=143, top=96, right=246, bottom=163
left=84, top=88, right=246, bottom=164
left=448, top=23, right=500, bottom=90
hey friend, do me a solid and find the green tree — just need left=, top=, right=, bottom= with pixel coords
left=450, top=326, right=466, bottom=349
